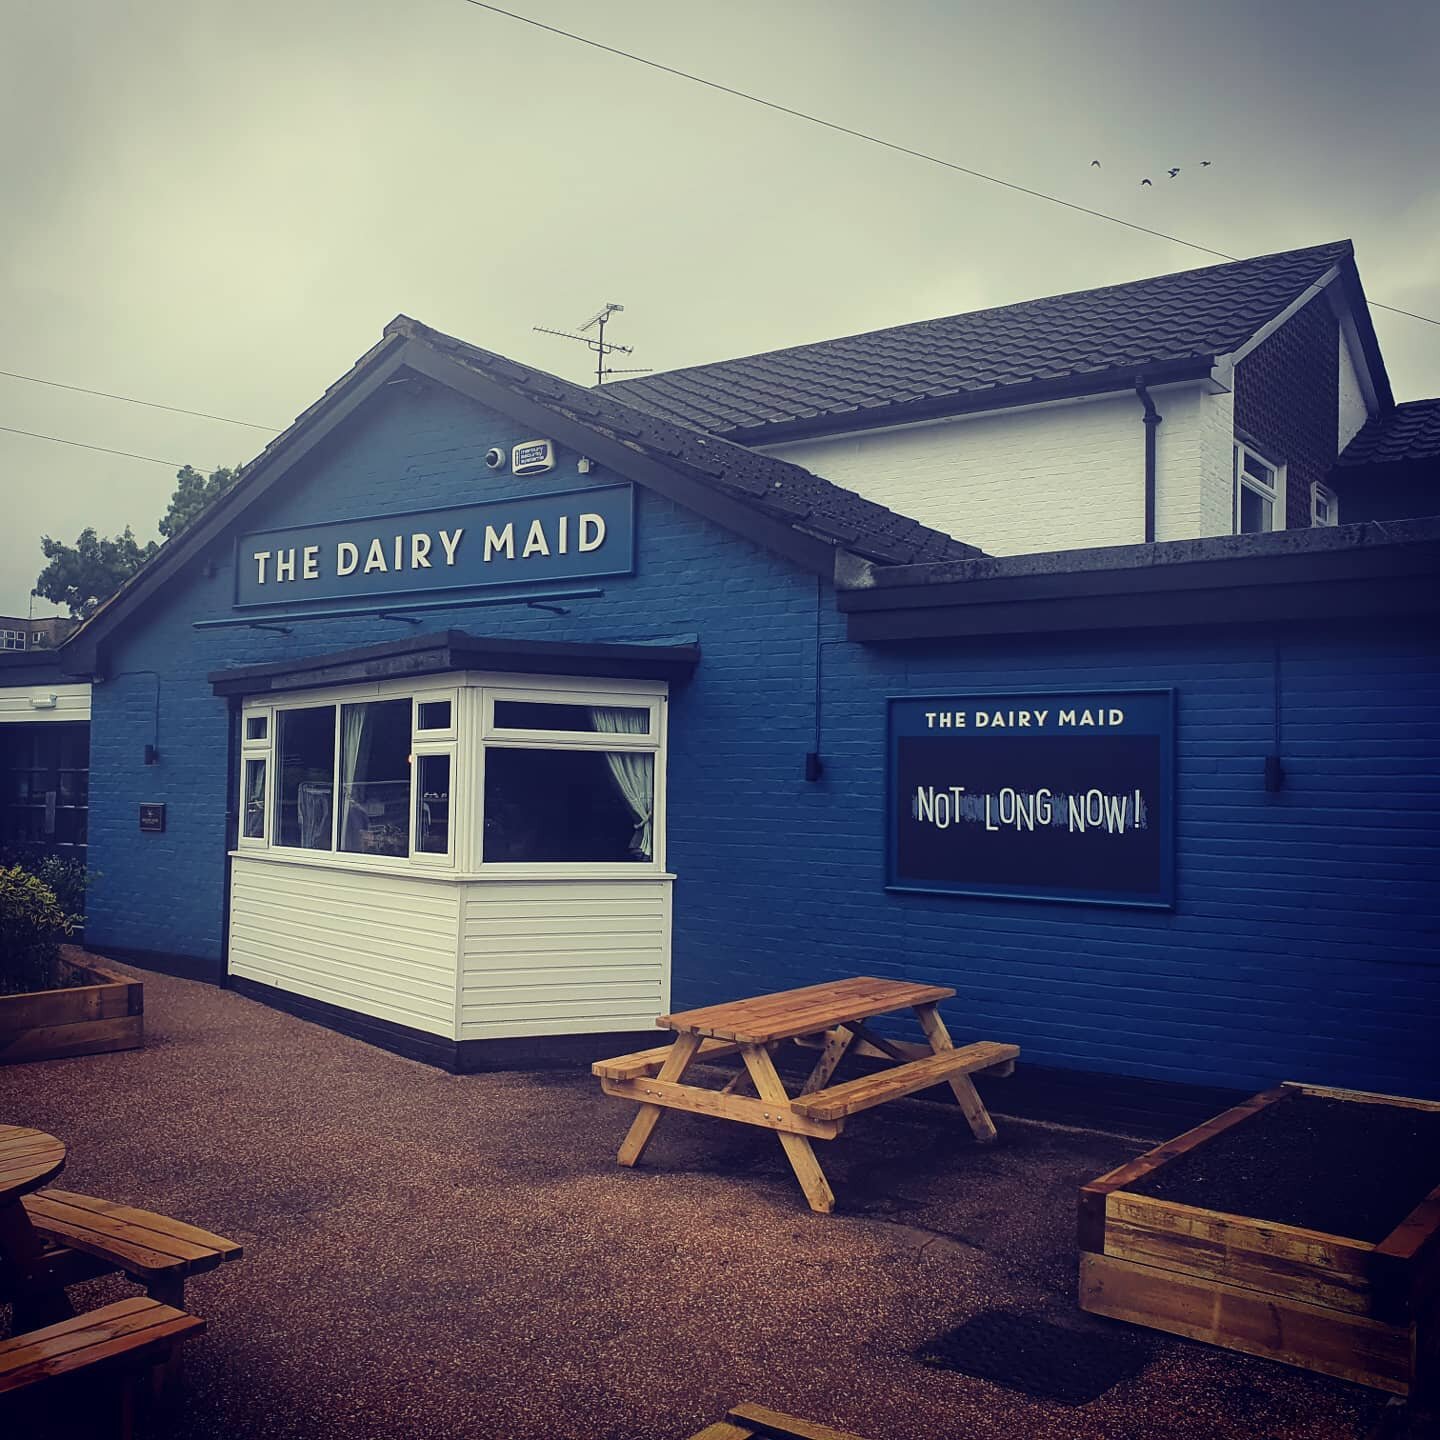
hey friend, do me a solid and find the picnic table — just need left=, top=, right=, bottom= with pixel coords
left=0, top=1125, right=71, bottom=1329
left=595, top=977, right=1018, bottom=1213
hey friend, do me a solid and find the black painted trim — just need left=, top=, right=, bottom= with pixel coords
left=90, top=945, right=225, bottom=986
left=208, top=628, right=700, bottom=696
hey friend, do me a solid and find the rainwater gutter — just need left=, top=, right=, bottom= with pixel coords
left=1134, top=377, right=1163, bottom=543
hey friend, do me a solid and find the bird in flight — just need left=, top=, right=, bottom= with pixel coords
left=1140, top=177, right=1153, bottom=186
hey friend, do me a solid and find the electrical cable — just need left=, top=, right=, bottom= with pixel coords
left=0, top=369, right=279, bottom=430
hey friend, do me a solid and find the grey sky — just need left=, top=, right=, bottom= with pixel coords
left=2, top=0, right=1437, bottom=615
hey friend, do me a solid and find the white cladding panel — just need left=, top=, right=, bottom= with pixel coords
left=0, top=682, right=91, bottom=723
left=228, top=856, right=459, bottom=1037
left=766, top=384, right=1224, bottom=555
left=1338, top=331, right=1370, bottom=451
left=459, top=879, right=671, bottom=1039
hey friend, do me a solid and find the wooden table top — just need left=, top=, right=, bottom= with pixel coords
left=0, top=1125, right=66, bottom=1204
left=659, top=976, right=955, bottom=1045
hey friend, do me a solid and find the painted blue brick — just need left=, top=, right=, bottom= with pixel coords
left=81, top=382, right=1440, bottom=1099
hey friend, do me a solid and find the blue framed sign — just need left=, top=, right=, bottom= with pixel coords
left=887, top=689, right=1175, bottom=908
left=234, top=483, right=634, bottom=608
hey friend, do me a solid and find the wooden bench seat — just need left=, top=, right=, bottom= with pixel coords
left=687, top=1401, right=875, bottom=1440
left=791, top=1041, right=1020, bottom=1122
left=592, top=1036, right=744, bottom=1082
left=22, top=1190, right=242, bottom=1308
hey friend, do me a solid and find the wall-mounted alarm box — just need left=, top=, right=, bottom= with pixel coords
left=512, top=439, right=556, bottom=476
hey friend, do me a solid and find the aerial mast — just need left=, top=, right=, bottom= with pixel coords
left=533, top=303, right=650, bottom=386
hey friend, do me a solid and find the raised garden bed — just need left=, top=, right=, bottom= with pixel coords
left=0, top=949, right=143, bottom=1064
left=1078, top=1082, right=1440, bottom=1396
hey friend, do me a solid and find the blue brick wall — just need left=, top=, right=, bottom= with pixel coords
left=85, top=381, right=1440, bottom=1098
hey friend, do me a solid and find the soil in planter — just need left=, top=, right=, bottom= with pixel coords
left=1129, top=1094, right=1440, bottom=1243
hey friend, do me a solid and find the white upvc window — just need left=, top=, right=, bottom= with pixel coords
left=1233, top=441, right=1285, bottom=534
left=0, top=629, right=26, bottom=651
left=235, top=674, right=665, bottom=878
left=1311, top=481, right=1340, bottom=527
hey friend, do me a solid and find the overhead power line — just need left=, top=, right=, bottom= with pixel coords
left=0, top=424, right=191, bottom=468
left=457, top=0, right=1440, bottom=331
left=0, top=368, right=279, bottom=431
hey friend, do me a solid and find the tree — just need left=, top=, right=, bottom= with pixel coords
left=33, top=463, right=241, bottom=618
left=33, top=527, right=158, bottom=618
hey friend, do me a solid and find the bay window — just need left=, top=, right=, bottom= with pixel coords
left=235, top=676, right=664, bottom=874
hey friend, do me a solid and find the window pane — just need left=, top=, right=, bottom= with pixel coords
left=1242, top=452, right=1275, bottom=489
left=245, top=715, right=268, bottom=741
left=484, top=747, right=654, bottom=862
left=339, top=698, right=412, bottom=857
left=275, top=706, right=336, bottom=849
left=243, top=758, right=266, bottom=839
left=1239, top=485, right=1272, bottom=533
left=417, top=754, right=451, bottom=855
left=417, top=699, right=452, bottom=732
left=492, top=700, right=650, bottom=735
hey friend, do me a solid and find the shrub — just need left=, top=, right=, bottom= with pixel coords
left=29, top=854, right=93, bottom=930
left=0, top=865, right=75, bottom=994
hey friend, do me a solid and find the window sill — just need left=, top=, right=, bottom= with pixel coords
left=228, top=849, right=675, bottom=883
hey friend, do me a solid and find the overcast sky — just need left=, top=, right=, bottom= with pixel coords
left=2, top=0, right=1437, bottom=615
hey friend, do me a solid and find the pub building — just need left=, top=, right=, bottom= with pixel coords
left=2, top=305, right=1436, bottom=1116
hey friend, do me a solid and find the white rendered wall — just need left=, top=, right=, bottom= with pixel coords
left=459, top=878, right=671, bottom=1040
left=229, top=855, right=461, bottom=1037
left=0, top=681, right=91, bottom=723
left=767, top=383, right=1229, bottom=555
left=1338, top=332, right=1370, bottom=451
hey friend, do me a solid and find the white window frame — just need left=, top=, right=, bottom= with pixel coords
left=1311, top=481, right=1339, bottom=528
left=1233, top=440, right=1286, bottom=534
left=233, top=673, right=666, bottom=880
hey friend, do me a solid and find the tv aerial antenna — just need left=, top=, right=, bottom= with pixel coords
left=534, top=302, right=651, bottom=386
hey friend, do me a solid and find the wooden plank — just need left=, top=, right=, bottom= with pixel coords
left=1104, top=1191, right=1375, bottom=1314
left=1077, top=1087, right=1289, bottom=1254
left=727, top=1401, right=876, bottom=1440
left=28, top=1192, right=242, bottom=1262
left=21, top=1196, right=220, bottom=1277
left=1372, top=1178, right=1440, bottom=1323
left=742, top=1046, right=835, bottom=1214
left=661, top=977, right=955, bottom=1045
left=800, top=1028, right=854, bottom=1096
left=0, top=1013, right=144, bottom=1065
left=0, top=1296, right=202, bottom=1394
left=599, top=1078, right=841, bottom=1140
left=0, top=979, right=133, bottom=1031
left=592, top=1037, right=743, bottom=1081
left=913, top=1004, right=1001, bottom=1143
left=685, top=1424, right=755, bottom=1440
left=616, top=1031, right=700, bottom=1168
left=792, top=1043, right=1019, bottom=1122
left=1282, top=1082, right=1440, bottom=1113
left=1079, top=1251, right=1412, bottom=1395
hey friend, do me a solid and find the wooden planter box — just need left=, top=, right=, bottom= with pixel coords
left=0, top=954, right=143, bottom=1064
left=1079, top=1082, right=1440, bottom=1396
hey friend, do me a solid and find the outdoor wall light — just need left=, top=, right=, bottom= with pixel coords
left=144, top=744, right=160, bottom=766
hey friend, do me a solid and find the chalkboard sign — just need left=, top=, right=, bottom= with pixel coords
left=887, top=690, right=1174, bottom=908
left=139, top=803, right=166, bottom=834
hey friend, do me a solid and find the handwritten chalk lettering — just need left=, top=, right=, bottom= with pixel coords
left=913, top=786, right=1148, bottom=836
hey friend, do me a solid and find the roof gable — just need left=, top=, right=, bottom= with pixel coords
left=609, top=241, right=1389, bottom=441
left=61, top=320, right=979, bottom=668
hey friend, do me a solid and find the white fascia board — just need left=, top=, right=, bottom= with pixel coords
left=1215, top=265, right=1341, bottom=372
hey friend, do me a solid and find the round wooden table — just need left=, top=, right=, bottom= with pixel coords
left=0, top=1124, right=69, bottom=1328
left=0, top=1125, right=67, bottom=1202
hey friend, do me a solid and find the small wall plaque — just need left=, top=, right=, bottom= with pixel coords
left=139, top=803, right=166, bottom=834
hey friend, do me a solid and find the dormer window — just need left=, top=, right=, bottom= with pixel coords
left=1233, top=442, right=1284, bottom=534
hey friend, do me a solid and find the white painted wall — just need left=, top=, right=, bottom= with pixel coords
left=1338, top=331, right=1370, bottom=451
left=459, top=878, right=671, bottom=1039
left=766, top=383, right=1233, bottom=554
left=229, top=855, right=461, bottom=1037
left=0, top=681, right=91, bottom=723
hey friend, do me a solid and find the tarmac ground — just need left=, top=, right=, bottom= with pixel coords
left=2, top=962, right=1399, bottom=1440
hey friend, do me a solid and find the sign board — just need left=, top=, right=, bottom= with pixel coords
left=887, top=690, right=1174, bottom=908
left=234, top=483, right=634, bottom=608
left=139, top=803, right=166, bottom=834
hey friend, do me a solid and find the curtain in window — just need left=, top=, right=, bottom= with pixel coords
left=244, top=759, right=265, bottom=838
left=589, top=707, right=654, bottom=859
left=298, top=782, right=332, bottom=849
left=340, top=704, right=368, bottom=849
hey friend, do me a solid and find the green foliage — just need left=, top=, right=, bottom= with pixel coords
left=28, top=855, right=92, bottom=930
left=33, top=526, right=157, bottom=618
left=32, top=463, right=241, bottom=618
left=0, top=865, right=75, bottom=994
left=158, top=464, right=242, bottom=540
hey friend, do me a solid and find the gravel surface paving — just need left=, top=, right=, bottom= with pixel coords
left=3, top=963, right=1389, bottom=1440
